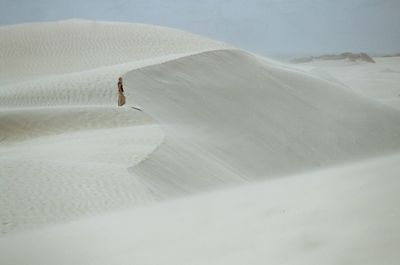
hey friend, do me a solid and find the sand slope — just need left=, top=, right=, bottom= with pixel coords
left=124, top=49, right=400, bottom=197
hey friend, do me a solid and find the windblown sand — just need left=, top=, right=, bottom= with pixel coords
left=1, top=20, right=399, bottom=265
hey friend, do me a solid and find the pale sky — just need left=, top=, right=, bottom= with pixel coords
left=1, top=0, right=399, bottom=56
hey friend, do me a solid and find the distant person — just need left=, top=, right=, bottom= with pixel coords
left=117, top=77, right=126, bottom=106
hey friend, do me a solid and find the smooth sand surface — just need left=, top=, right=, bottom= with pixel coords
left=1, top=20, right=400, bottom=264
left=293, top=56, right=400, bottom=109
left=1, top=153, right=399, bottom=265
left=124, top=49, right=400, bottom=197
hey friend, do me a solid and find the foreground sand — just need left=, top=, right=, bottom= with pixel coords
left=1, top=20, right=400, bottom=264
left=1, top=153, right=399, bottom=265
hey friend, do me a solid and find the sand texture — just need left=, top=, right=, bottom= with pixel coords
left=1, top=20, right=400, bottom=264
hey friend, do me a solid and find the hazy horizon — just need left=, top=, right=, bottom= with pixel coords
left=1, top=0, right=399, bottom=57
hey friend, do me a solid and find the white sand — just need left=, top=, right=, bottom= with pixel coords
left=0, top=20, right=228, bottom=233
left=1, top=20, right=400, bottom=264
left=292, top=56, right=400, bottom=109
left=1, top=153, right=399, bottom=265
left=124, top=49, right=400, bottom=197
left=0, top=19, right=229, bottom=86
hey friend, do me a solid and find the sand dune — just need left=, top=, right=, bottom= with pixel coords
left=0, top=20, right=229, bottom=86
left=0, top=20, right=228, bottom=108
left=291, top=52, right=376, bottom=63
left=0, top=20, right=228, bottom=233
left=125, top=49, right=400, bottom=197
left=1, top=20, right=400, bottom=263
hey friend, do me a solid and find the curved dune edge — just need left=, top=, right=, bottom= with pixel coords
left=0, top=109, right=165, bottom=234
left=124, top=49, right=400, bottom=198
left=0, top=20, right=231, bottom=234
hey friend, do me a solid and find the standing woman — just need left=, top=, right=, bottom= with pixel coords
left=117, top=77, right=126, bottom=106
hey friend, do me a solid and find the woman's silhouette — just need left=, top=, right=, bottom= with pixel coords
left=117, top=77, right=126, bottom=106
